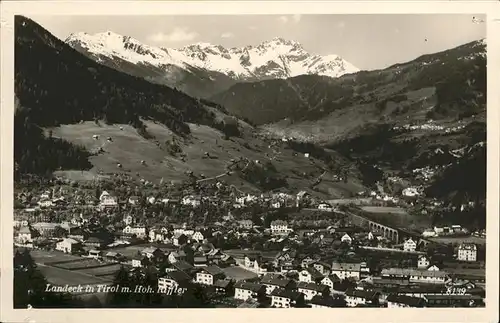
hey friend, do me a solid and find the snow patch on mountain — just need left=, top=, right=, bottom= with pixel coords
left=65, top=33, right=359, bottom=80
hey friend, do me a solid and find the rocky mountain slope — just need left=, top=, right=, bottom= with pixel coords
left=65, top=32, right=359, bottom=98
left=14, top=16, right=363, bottom=199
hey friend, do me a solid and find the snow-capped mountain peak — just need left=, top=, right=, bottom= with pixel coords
left=65, top=31, right=359, bottom=80
left=263, top=37, right=301, bottom=46
left=181, top=42, right=216, bottom=49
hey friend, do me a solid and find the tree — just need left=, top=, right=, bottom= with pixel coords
left=14, top=249, right=75, bottom=308
left=179, top=284, right=210, bottom=308
left=105, top=265, right=131, bottom=307
left=53, top=225, right=68, bottom=238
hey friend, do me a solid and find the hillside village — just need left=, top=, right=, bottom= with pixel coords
left=14, top=172, right=486, bottom=308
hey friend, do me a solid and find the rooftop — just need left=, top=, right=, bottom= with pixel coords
left=142, top=247, right=161, bottom=254
left=310, top=295, right=339, bottom=307
left=200, top=265, right=225, bottom=276
left=386, top=294, right=426, bottom=307
left=297, top=281, right=329, bottom=292
left=271, top=220, right=288, bottom=226
left=164, top=270, right=192, bottom=282
left=424, top=294, right=482, bottom=301
left=345, top=289, right=378, bottom=299
left=173, top=260, right=194, bottom=272
left=271, top=288, right=303, bottom=300
left=331, top=262, right=361, bottom=272
left=261, top=273, right=284, bottom=284
left=458, top=243, right=477, bottom=250
left=234, top=281, right=264, bottom=292
left=381, top=268, right=448, bottom=278
left=58, top=238, right=80, bottom=244
left=306, top=267, right=325, bottom=280
left=213, top=279, right=233, bottom=288
left=269, top=278, right=294, bottom=288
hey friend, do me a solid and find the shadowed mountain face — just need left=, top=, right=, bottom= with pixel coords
left=14, top=15, right=236, bottom=174
left=14, top=16, right=229, bottom=134
left=212, top=39, right=486, bottom=127
left=67, top=35, right=238, bottom=99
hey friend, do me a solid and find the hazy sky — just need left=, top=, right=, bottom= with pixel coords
left=28, top=14, right=485, bottom=70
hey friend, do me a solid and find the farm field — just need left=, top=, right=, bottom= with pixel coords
left=428, top=236, right=486, bottom=245
left=222, top=266, right=258, bottom=281
left=29, top=250, right=121, bottom=286
left=76, top=264, right=123, bottom=276
left=443, top=266, right=486, bottom=278
left=360, top=206, right=408, bottom=215
left=54, top=259, right=115, bottom=270
left=37, top=263, right=112, bottom=286
left=30, top=249, right=82, bottom=264
left=328, top=198, right=373, bottom=205
left=53, top=170, right=110, bottom=182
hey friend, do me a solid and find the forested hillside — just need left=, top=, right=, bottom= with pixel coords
left=14, top=16, right=242, bottom=176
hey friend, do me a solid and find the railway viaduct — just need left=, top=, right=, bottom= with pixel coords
left=342, top=207, right=433, bottom=246
left=347, top=211, right=401, bottom=243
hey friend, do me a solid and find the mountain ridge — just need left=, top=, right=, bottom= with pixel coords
left=65, top=32, right=359, bottom=79
left=65, top=32, right=359, bottom=98
left=212, top=38, right=486, bottom=128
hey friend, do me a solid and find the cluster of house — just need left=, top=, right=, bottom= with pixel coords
left=127, top=244, right=237, bottom=269
left=13, top=184, right=485, bottom=308
left=14, top=209, right=484, bottom=309
left=17, top=183, right=323, bottom=215
left=15, top=204, right=480, bottom=265
left=402, top=239, right=479, bottom=263
left=421, top=225, right=469, bottom=238
left=232, top=191, right=314, bottom=209
left=365, top=191, right=400, bottom=205
left=471, top=229, right=486, bottom=239
left=235, top=238, right=484, bottom=307
left=164, top=250, right=484, bottom=308
left=15, top=189, right=70, bottom=210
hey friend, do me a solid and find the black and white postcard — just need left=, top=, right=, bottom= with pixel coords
left=1, top=1, right=499, bottom=323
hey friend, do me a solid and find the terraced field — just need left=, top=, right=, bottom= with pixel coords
left=53, top=259, right=115, bottom=270
left=77, top=264, right=123, bottom=276
left=37, top=263, right=113, bottom=286
left=428, top=236, right=487, bottom=245
left=30, top=249, right=82, bottom=264
left=31, top=250, right=118, bottom=287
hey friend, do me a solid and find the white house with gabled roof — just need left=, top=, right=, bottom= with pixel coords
left=403, top=238, right=417, bottom=252
left=457, top=243, right=477, bottom=262
left=99, top=191, right=117, bottom=207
